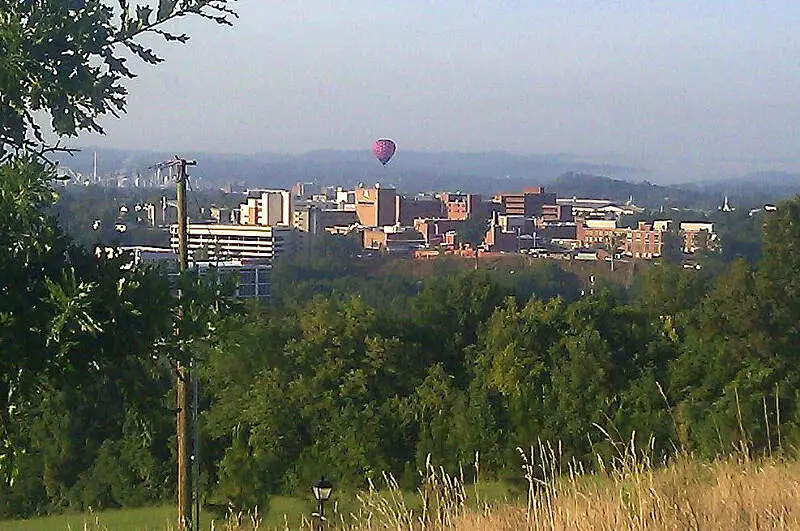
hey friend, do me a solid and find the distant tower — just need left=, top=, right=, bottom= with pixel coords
left=721, top=195, right=734, bottom=212
left=92, top=151, right=98, bottom=183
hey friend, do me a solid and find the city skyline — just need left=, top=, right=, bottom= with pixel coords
left=76, top=1, right=800, bottom=180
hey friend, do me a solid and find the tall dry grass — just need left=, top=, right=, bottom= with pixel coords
left=302, top=438, right=800, bottom=531
left=461, top=443, right=800, bottom=530
left=78, top=440, right=800, bottom=530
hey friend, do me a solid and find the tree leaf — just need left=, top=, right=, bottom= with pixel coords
left=158, top=0, right=178, bottom=21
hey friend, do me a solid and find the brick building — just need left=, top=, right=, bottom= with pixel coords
left=441, top=192, right=483, bottom=220
left=493, top=187, right=557, bottom=217
left=355, top=185, right=397, bottom=227
left=484, top=224, right=520, bottom=252
left=292, top=205, right=358, bottom=234
left=624, top=222, right=663, bottom=258
left=576, top=219, right=619, bottom=247
left=576, top=219, right=663, bottom=258
left=413, top=218, right=465, bottom=246
left=397, top=196, right=444, bottom=225
left=680, top=222, right=717, bottom=254
left=540, top=203, right=574, bottom=223
left=363, top=227, right=426, bottom=254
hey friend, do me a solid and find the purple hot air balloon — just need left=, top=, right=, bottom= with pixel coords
left=373, top=138, right=397, bottom=166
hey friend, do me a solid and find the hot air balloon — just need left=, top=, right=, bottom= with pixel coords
left=373, top=138, right=396, bottom=166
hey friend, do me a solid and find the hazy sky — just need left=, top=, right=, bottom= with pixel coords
left=80, top=1, right=800, bottom=179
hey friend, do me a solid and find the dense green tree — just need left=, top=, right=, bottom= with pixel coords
left=412, top=270, right=505, bottom=386
left=752, top=199, right=800, bottom=447
left=632, top=263, right=711, bottom=320
left=411, top=364, right=468, bottom=470
left=0, top=0, right=236, bottom=514
left=474, top=297, right=565, bottom=453
left=712, top=209, right=765, bottom=263
left=269, top=233, right=422, bottom=312
left=668, top=260, right=775, bottom=454
left=456, top=213, right=489, bottom=269
left=473, top=290, right=678, bottom=468
left=456, top=213, right=489, bottom=248
left=660, top=230, right=684, bottom=264
left=0, top=160, right=183, bottom=489
left=489, top=261, right=581, bottom=303
left=759, top=199, right=800, bottom=337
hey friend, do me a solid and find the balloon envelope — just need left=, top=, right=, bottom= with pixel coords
left=373, top=139, right=396, bottom=166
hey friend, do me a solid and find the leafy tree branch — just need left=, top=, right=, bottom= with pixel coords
left=0, top=0, right=237, bottom=162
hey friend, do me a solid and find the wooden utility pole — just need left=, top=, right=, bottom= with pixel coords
left=176, top=158, right=189, bottom=272
left=174, top=156, right=196, bottom=531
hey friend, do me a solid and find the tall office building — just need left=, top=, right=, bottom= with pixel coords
left=170, top=223, right=298, bottom=263
left=354, top=185, right=397, bottom=227
left=239, top=189, right=292, bottom=226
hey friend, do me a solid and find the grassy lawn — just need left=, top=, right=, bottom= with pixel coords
left=0, top=497, right=322, bottom=531
left=2, top=458, right=797, bottom=530
left=0, top=481, right=519, bottom=530
left=0, top=506, right=184, bottom=531
left=263, top=495, right=314, bottom=529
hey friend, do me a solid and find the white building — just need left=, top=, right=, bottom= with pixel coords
left=680, top=222, right=714, bottom=233
left=119, top=245, right=176, bottom=267
left=195, top=261, right=272, bottom=301
left=679, top=222, right=717, bottom=254
left=583, top=218, right=618, bottom=230
left=117, top=245, right=273, bottom=300
left=170, top=223, right=298, bottom=263
left=239, top=189, right=292, bottom=226
left=556, top=198, right=644, bottom=219
left=653, top=220, right=672, bottom=231
left=336, top=188, right=356, bottom=208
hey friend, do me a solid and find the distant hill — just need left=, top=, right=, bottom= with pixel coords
left=54, top=148, right=800, bottom=208
left=553, top=171, right=800, bottom=210
left=553, top=172, right=716, bottom=210
left=56, top=148, right=645, bottom=195
left=682, top=171, right=800, bottom=207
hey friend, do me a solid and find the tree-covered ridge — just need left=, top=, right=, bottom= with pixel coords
left=6, top=197, right=800, bottom=517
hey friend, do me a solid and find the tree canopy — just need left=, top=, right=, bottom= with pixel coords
left=0, top=0, right=235, bottom=160
left=0, top=0, right=236, bottom=491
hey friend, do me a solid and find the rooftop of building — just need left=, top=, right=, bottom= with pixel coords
left=556, top=197, right=615, bottom=207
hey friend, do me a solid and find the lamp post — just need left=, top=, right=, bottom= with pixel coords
left=312, top=476, right=333, bottom=531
